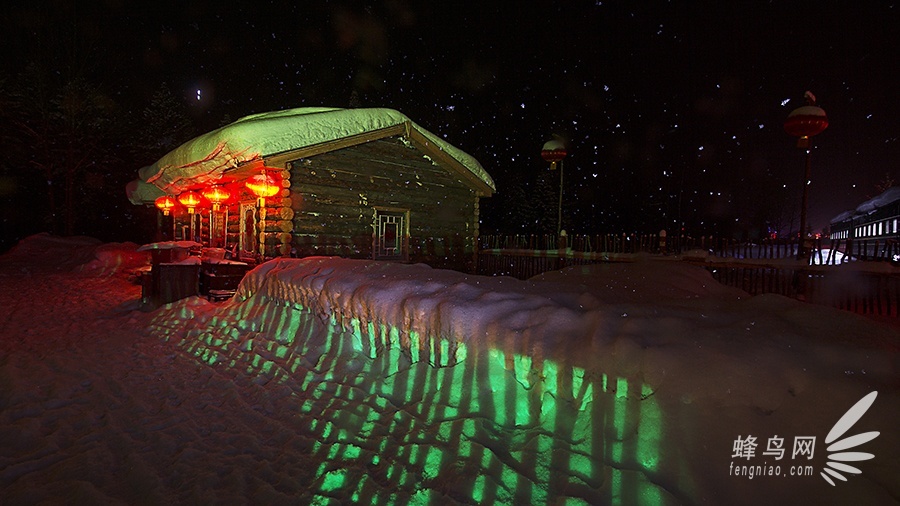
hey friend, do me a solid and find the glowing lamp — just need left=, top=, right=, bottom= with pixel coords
left=245, top=173, right=279, bottom=206
left=178, top=191, right=203, bottom=214
left=784, top=91, right=828, bottom=260
left=784, top=92, right=828, bottom=149
left=541, top=139, right=567, bottom=170
left=154, top=195, right=177, bottom=216
left=202, top=185, right=231, bottom=211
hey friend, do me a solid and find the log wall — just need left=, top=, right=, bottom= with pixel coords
left=287, top=136, right=482, bottom=272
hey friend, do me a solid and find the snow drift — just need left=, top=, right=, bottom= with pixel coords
left=1, top=236, right=897, bottom=505
left=156, top=256, right=898, bottom=504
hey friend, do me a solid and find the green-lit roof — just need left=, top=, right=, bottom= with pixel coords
left=127, top=107, right=495, bottom=204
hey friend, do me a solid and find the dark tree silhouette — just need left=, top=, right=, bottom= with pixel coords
left=135, top=83, right=197, bottom=164
left=6, top=63, right=123, bottom=236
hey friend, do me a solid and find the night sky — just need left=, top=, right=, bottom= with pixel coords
left=2, top=1, right=898, bottom=247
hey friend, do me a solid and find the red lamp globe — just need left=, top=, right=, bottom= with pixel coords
left=202, top=185, right=231, bottom=211
left=178, top=191, right=203, bottom=214
left=785, top=91, right=827, bottom=149
left=154, top=195, right=177, bottom=216
left=541, top=139, right=567, bottom=169
left=784, top=105, right=828, bottom=147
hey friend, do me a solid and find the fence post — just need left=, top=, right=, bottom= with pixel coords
left=557, top=230, right=568, bottom=270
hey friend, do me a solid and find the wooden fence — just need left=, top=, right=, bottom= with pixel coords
left=703, top=264, right=900, bottom=318
left=478, top=233, right=900, bottom=263
left=475, top=233, right=900, bottom=317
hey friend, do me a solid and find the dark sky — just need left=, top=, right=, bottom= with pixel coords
left=3, top=0, right=898, bottom=237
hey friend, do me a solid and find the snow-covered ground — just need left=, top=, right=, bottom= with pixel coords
left=1, top=234, right=897, bottom=505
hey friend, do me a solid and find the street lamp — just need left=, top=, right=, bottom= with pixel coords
left=541, top=138, right=568, bottom=235
left=784, top=91, right=828, bottom=260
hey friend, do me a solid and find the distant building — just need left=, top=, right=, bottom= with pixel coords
left=127, top=107, right=495, bottom=272
left=830, top=187, right=900, bottom=241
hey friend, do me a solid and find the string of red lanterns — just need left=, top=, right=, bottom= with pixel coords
left=154, top=161, right=284, bottom=218
left=155, top=184, right=249, bottom=215
left=150, top=170, right=283, bottom=257
left=156, top=179, right=277, bottom=214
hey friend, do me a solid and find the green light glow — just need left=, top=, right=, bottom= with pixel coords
left=153, top=294, right=670, bottom=505
left=616, top=376, right=628, bottom=399
left=350, top=318, right=363, bottom=352
left=367, top=322, right=378, bottom=358
left=320, top=468, right=347, bottom=492
left=472, top=474, right=486, bottom=503
left=326, top=444, right=340, bottom=460
left=409, top=331, right=420, bottom=363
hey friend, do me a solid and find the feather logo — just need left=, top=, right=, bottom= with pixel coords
left=820, top=391, right=879, bottom=486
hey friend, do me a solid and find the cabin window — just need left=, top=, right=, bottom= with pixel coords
left=177, top=213, right=202, bottom=243
left=374, top=209, right=408, bottom=260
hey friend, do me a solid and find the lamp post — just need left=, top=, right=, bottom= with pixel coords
left=541, top=138, right=568, bottom=235
left=784, top=91, right=828, bottom=260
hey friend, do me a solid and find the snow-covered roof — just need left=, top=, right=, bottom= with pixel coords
left=831, top=186, right=900, bottom=224
left=127, top=107, right=495, bottom=204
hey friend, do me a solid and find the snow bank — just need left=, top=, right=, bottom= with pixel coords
left=0, top=233, right=148, bottom=277
left=2, top=239, right=897, bottom=505
left=203, top=256, right=895, bottom=504
left=233, top=258, right=893, bottom=406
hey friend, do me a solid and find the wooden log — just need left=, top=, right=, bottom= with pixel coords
left=294, top=156, right=473, bottom=189
left=260, top=206, right=295, bottom=221
left=263, top=219, right=293, bottom=233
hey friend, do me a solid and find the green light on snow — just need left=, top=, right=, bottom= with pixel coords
left=636, top=384, right=662, bottom=472
left=163, top=295, right=671, bottom=505
left=320, top=469, right=347, bottom=492
left=472, top=474, right=486, bottom=503
left=615, top=377, right=628, bottom=400
left=424, top=446, right=442, bottom=476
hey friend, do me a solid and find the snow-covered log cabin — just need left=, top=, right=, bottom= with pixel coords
left=127, top=107, right=495, bottom=272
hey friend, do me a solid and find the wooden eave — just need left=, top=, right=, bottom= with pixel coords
left=225, top=121, right=494, bottom=197
left=405, top=127, right=494, bottom=197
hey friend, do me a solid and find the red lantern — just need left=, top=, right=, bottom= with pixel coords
left=154, top=195, right=177, bottom=216
left=178, top=191, right=203, bottom=214
left=245, top=174, right=280, bottom=199
left=541, top=139, right=567, bottom=170
left=202, top=185, right=231, bottom=211
left=784, top=92, right=828, bottom=148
